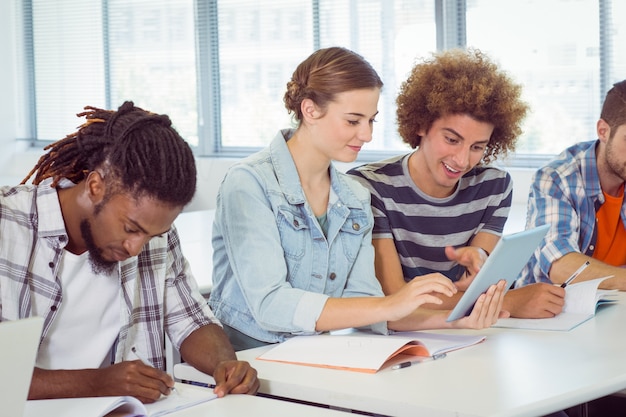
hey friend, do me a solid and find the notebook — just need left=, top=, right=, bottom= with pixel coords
left=0, top=316, right=45, bottom=417
left=493, top=276, right=618, bottom=331
left=446, top=224, right=550, bottom=322
left=257, top=331, right=486, bottom=373
left=24, top=382, right=218, bottom=417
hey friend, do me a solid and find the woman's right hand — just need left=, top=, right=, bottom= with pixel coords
left=381, top=273, right=457, bottom=321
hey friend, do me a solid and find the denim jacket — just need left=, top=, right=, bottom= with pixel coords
left=208, top=129, right=386, bottom=344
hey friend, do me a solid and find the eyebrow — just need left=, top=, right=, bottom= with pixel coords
left=442, top=127, right=490, bottom=144
left=346, top=110, right=379, bottom=118
left=128, top=218, right=171, bottom=237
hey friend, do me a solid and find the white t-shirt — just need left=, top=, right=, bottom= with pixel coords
left=36, top=250, right=121, bottom=369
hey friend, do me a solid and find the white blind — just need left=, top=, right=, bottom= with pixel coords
left=107, top=0, right=198, bottom=145
left=30, top=0, right=105, bottom=140
left=466, top=0, right=601, bottom=155
left=20, top=0, right=625, bottom=162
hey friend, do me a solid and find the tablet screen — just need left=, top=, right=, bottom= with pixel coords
left=446, top=224, right=550, bottom=322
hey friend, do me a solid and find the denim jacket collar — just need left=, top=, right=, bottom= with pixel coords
left=271, top=128, right=365, bottom=210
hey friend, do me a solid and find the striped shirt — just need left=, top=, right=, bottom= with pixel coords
left=516, top=140, right=626, bottom=286
left=348, top=153, right=512, bottom=281
left=0, top=179, right=219, bottom=370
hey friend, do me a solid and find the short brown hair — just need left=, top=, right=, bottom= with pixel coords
left=284, top=46, right=383, bottom=123
left=600, top=79, right=626, bottom=137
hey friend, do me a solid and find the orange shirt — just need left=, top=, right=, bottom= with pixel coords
left=593, top=185, right=626, bottom=266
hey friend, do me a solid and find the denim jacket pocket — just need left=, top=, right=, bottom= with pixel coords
left=276, top=207, right=308, bottom=259
left=339, top=211, right=370, bottom=262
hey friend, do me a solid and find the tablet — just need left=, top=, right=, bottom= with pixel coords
left=446, top=224, right=550, bottom=322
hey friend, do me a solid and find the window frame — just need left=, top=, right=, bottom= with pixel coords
left=19, top=0, right=616, bottom=168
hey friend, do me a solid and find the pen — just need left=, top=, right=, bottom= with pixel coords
left=391, top=353, right=447, bottom=370
left=131, top=346, right=178, bottom=395
left=560, top=260, right=590, bottom=288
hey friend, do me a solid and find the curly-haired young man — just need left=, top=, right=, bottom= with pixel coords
left=349, top=48, right=566, bottom=319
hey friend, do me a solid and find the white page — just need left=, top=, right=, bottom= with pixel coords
left=494, top=276, right=617, bottom=331
left=24, top=383, right=216, bottom=417
left=24, top=396, right=144, bottom=417
left=257, top=332, right=485, bottom=372
left=562, top=277, right=617, bottom=315
left=145, top=382, right=217, bottom=416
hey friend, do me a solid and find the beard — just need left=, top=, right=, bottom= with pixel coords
left=605, top=138, right=626, bottom=183
left=79, top=219, right=118, bottom=275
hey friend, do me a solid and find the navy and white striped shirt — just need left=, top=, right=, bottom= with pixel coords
left=348, top=153, right=512, bottom=282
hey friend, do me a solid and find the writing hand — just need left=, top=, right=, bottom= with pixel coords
left=95, top=360, right=175, bottom=403
left=504, top=283, right=565, bottom=318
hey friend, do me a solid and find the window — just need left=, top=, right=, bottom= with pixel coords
left=17, top=0, right=625, bottom=166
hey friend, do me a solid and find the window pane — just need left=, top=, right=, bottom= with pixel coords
left=216, top=0, right=436, bottom=152
left=466, top=0, right=600, bottom=155
left=608, top=1, right=626, bottom=86
left=318, top=0, right=436, bottom=152
left=107, top=0, right=198, bottom=146
left=217, top=0, right=314, bottom=148
left=31, top=0, right=105, bottom=140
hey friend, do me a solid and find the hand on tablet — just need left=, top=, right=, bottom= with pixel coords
left=445, top=246, right=489, bottom=292
left=449, top=280, right=510, bottom=329
left=383, top=273, right=458, bottom=321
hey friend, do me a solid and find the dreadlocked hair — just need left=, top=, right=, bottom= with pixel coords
left=22, top=101, right=197, bottom=207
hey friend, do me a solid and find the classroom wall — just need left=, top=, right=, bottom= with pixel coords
left=0, top=4, right=532, bottom=219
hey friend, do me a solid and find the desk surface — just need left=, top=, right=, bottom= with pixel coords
left=167, top=394, right=349, bottom=416
left=176, top=293, right=626, bottom=417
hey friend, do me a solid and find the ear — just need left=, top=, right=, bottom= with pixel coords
left=301, top=98, right=321, bottom=123
left=597, top=118, right=611, bottom=143
left=85, top=171, right=107, bottom=206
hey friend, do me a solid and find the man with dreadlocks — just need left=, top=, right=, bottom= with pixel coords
left=0, top=101, right=258, bottom=402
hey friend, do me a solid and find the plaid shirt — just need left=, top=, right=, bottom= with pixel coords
left=516, top=140, right=626, bottom=286
left=0, top=179, right=219, bottom=370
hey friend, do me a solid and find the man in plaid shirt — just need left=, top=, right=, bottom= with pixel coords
left=518, top=80, right=626, bottom=290
left=0, top=102, right=258, bottom=403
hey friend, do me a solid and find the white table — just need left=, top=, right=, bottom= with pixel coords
left=167, top=394, right=350, bottom=416
left=176, top=293, right=626, bottom=417
left=174, top=209, right=215, bottom=295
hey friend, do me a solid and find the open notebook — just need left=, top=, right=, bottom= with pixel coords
left=494, top=276, right=618, bottom=331
left=257, top=331, right=486, bottom=373
left=0, top=317, right=45, bottom=417
left=24, top=382, right=217, bottom=417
